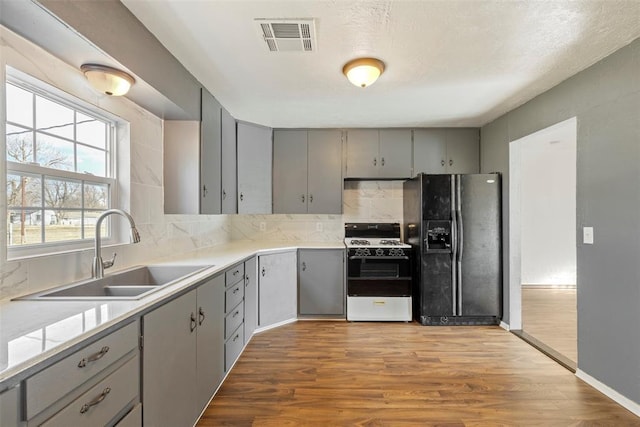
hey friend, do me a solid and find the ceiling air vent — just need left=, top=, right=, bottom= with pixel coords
left=255, top=19, right=316, bottom=52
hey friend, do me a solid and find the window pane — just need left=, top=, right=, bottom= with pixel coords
left=35, top=96, right=74, bottom=139
left=77, top=145, right=106, bottom=177
left=45, top=210, right=81, bottom=243
left=35, top=133, right=74, bottom=170
left=77, top=113, right=106, bottom=149
left=7, top=208, right=43, bottom=246
left=6, top=83, right=33, bottom=127
left=84, top=183, right=109, bottom=209
left=44, top=177, right=81, bottom=210
left=84, top=210, right=108, bottom=240
left=6, top=124, right=34, bottom=163
left=7, top=173, right=41, bottom=208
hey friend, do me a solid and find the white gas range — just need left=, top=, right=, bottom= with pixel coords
left=344, top=223, right=413, bottom=322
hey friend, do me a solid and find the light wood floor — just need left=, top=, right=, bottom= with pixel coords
left=522, top=286, right=577, bottom=364
left=197, top=321, right=639, bottom=426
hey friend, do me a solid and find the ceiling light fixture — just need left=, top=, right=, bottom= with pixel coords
left=342, top=57, right=385, bottom=88
left=80, top=64, right=135, bottom=96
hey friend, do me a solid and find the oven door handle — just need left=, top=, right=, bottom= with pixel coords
left=348, top=256, right=410, bottom=260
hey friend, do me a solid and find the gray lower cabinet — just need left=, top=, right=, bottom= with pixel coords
left=243, top=256, right=258, bottom=343
left=345, top=129, right=412, bottom=178
left=18, top=321, right=140, bottom=427
left=273, top=129, right=342, bottom=214
left=143, top=274, right=225, bottom=427
left=298, top=249, right=345, bottom=316
left=413, top=128, right=479, bottom=174
left=0, top=386, right=22, bottom=427
left=258, top=251, right=297, bottom=328
left=237, top=122, right=273, bottom=214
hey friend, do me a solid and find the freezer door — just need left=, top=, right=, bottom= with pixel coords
left=458, top=174, right=501, bottom=316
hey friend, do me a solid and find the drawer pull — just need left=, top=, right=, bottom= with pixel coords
left=198, top=307, right=206, bottom=325
left=233, top=310, right=240, bottom=318
left=233, top=334, right=240, bottom=342
left=233, top=287, right=240, bottom=294
left=77, top=346, right=110, bottom=368
left=190, top=312, right=197, bottom=332
left=80, top=387, right=111, bottom=414
left=233, top=269, right=239, bottom=276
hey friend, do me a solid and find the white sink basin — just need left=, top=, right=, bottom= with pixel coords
left=15, top=265, right=211, bottom=301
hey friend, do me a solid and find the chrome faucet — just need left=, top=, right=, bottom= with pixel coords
left=92, top=209, right=141, bottom=279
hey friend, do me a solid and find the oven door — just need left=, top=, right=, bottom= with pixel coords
left=347, top=255, right=412, bottom=297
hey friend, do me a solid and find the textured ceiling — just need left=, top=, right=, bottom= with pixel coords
left=122, top=0, right=640, bottom=128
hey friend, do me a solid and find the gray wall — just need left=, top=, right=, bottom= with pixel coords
left=481, top=38, right=640, bottom=403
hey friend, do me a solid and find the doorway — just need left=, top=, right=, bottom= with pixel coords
left=508, top=117, right=577, bottom=369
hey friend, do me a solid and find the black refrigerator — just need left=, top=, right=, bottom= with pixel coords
left=403, top=173, right=502, bottom=325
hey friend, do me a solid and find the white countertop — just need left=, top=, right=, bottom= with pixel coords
left=0, top=240, right=344, bottom=391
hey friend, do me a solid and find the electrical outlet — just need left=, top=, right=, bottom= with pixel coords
left=259, top=222, right=266, bottom=231
left=583, top=226, right=594, bottom=244
left=316, top=222, right=323, bottom=232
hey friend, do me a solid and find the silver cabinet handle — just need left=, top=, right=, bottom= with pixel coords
left=80, top=387, right=110, bottom=414
left=78, top=346, right=110, bottom=368
left=441, top=159, right=445, bottom=167
left=245, top=274, right=249, bottom=287
left=261, top=267, right=266, bottom=277
left=198, top=307, right=205, bottom=326
left=301, top=262, right=307, bottom=271
left=233, top=310, right=240, bottom=318
left=449, top=159, right=453, bottom=166
left=233, top=269, right=240, bottom=276
left=233, top=334, right=240, bottom=342
left=309, top=194, right=313, bottom=203
left=233, top=286, right=240, bottom=294
left=190, top=312, right=197, bottom=332
left=373, top=157, right=377, bottom=166
left=203, top=185, right=208, bottom=197
left=240, top=192, right=244, bottom=201
left=222, top=189, right=227, bottom=199
left=381, top=157, right=385, bottom=166
left=301, top=194, right=305, bottom=203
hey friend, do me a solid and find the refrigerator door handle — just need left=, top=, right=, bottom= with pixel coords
left=450, top=175, right=458, bottom=315
left=456, top=174, right=464, bottom=316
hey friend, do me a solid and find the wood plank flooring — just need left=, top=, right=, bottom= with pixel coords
left=522, top=286, right=577, bottom=364
left=197, top=321, right=639, bottom=426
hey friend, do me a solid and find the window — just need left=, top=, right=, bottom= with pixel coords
left=5, top=74, right=116, bottom=254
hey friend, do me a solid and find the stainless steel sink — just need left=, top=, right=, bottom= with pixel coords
left=15, top=265, right=212, bottom=301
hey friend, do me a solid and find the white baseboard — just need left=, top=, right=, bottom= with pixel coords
left=576, top=369, right=640, bottom=417
left=499, top=321, right=510, bottom=331
left=254, top=317, right=297, bottom=334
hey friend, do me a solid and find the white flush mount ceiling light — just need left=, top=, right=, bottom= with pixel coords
left=80, top=64, right=135, bottom=96
left=342, top=58, right=385, bottom=88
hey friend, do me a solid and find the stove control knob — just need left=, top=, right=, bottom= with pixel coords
left=375, top=248, right=384, bottom=256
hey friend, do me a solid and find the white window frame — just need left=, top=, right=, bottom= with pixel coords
left=5, top=68, right=121, bottom=259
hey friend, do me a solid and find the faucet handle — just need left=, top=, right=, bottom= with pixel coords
left=103, top=253, right=117, bottom=270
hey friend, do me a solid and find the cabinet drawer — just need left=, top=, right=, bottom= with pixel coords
left=225, top=280, right=244, bottom=313
left=225, top=264, right=245, bottom=287
left=115, top=403, right=141, bottom=427
left=41, top=355, right=139, bottom=427
left=225, top=301, right=244, bottom=339
left=25, top=321, right=138, bottom=420
left=225, top=323, right=244, bottom=371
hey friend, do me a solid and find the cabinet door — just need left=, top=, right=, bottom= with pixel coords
left=221, top=108, right=237, bottom=214
left=200, top=89, right=222, bottom=214
left=345, top=129, right=379, bottom=178
left=307, top=130, right=343, bottom=214
left=298, top=249, right=345, bottom=316
left=195, top=275, right=225, bottom=413
left=273, top=130, right=308, bottom=214
left=413, top=129, right=447, bottom=175
left=164, top=120, right=200, bottom=214
left=379, top=129, right=412, bottom=178
left=258, top=252, right=297, bottom=328
left=243, top=256, right=258, bottom=343
left=143, top=290, right=198, bottom=427
left=0, top=386, right=21, bottom=427
left=237, top=122, right=273, bottom=214
left=446, top=128, right=479, bottom=173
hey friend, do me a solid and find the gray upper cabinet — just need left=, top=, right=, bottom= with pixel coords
left=164, top=120, right=200, bottom=214
left=200, top=88, right=222, bottom=214
left=413, top=128, right=479, bottom=175
left=237, top=122, right=273, bottom=214
left=298, top=249, right=345, bottom=317
left=273, top=129, right=343, bottom=214
left=345, top=129, right=412, bottom=178
left=221, top=108, right=237, bottom=214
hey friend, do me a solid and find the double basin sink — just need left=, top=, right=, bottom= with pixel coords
left=16, top=264, right=211, bottom=301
